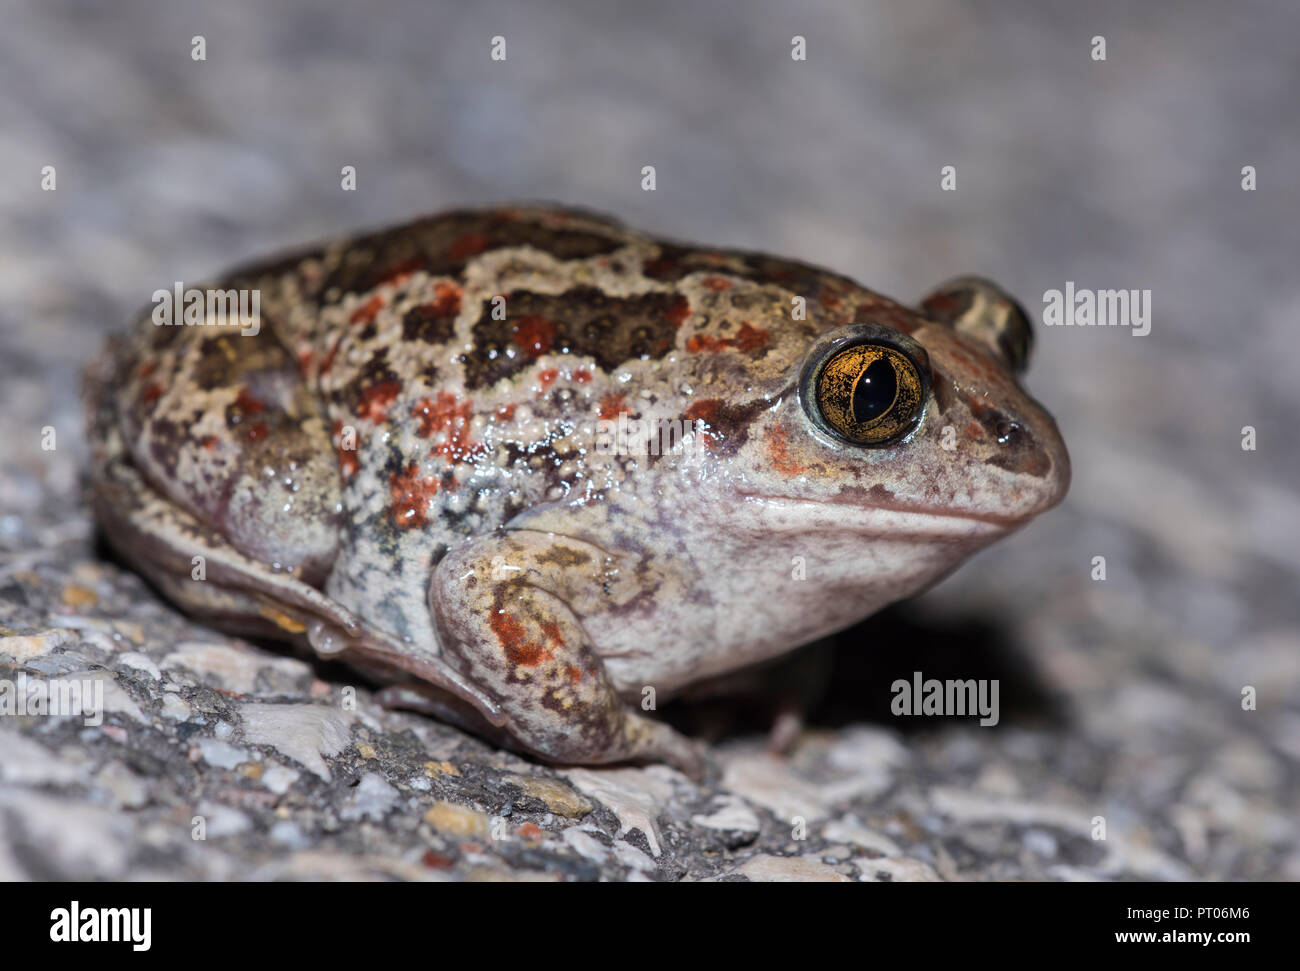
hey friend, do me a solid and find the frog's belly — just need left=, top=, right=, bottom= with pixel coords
left=324, top=523, right=445, bottom=649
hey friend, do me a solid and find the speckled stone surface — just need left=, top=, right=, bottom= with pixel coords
left=1, top=0, right=1297, bottom=881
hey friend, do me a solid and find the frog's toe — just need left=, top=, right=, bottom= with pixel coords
left=626, top=716, right=716, bottom=782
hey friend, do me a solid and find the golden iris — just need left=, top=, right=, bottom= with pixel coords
left=815, top=343, right=925, bottom=445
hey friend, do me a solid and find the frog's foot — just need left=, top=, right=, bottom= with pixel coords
left=430, top=530, right=711, bottom=778
left=375, top=684, right=519, bottom=751
left=766, top=704, right=804, bottom=757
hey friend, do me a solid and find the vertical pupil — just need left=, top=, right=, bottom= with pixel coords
left=851, top=357, right=897, bottom=422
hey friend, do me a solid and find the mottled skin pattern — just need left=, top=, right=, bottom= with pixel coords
left=84, top=205, right=1070, bottom=775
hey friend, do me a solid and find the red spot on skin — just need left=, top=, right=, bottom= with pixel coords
left=333, top=420, right=360, bottom=478
left=428, top=280, right=462, bottom=317
left=447, top=232, right=491, bottom=261
left=598, top=393, right=629, bottom=421
left=687, top=321, right=769, bottom=355
left=923, top=293, right=960, bottom=315
left=412, top=391, right=468, bottom=437
left=375, top=256, right=426, bottom=288
left=141, top=383, right=163, bottom=405
left=565, top=665, right=583, bottom=684
left=495, top=403, right=516, bottom=422
left=296, top=347, right=313, bottom=375
left=319, top=336, right=342, bottom=376
left=733, top=321, right=770, bottom=352
left=517, top=823, right=543, bottom=840
left=137, top=361, right=156, bottom=379
left=540, top=621, right=566, bottom=647
left=684, top=398, right=721, bottom=450
left=766, top=423, right=807, bottom=477
left=537, top=368, right=559, bottom=390
left=411, top=392, right=484, bottom=464
left=490, top=610, right=553, bottom=668
left=686, top=334, right=730, bottom=353
left=684, top=398, right=720, bottom=422
left=389, top=462, right=439, bottom=529
left=350, top=295, right=385, bottom=325
left=665, top=296, right=691, bottom=328
left=245, top=421, right=270, bottom=443
left=573, top=369, right=592, bottom=383
left=700, top=275, right=734, bottom=291
left=406, top=281, right=464, bottom=325
left=234, top=387, right=266, bottom=415
left=200, top=435, right=219, bottom=451
left=512, top=315, right=558, bottom=357
left=965, top=420, right=985, bottom=439
left=358, top=378, right=403, bottom=423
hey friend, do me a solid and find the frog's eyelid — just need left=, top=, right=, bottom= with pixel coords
left=920, top=276, right=1033, bottom=374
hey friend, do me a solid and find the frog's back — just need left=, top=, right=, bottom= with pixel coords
left=103, top=205, right=900, bottom=647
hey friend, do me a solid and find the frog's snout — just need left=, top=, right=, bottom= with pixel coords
left=990, top=405, right=1072, bottom=523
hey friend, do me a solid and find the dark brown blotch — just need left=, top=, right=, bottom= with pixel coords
left=314, top=212, right=623, bottom=303
left=403, top=302, right=458, bottom=345
left=464, top=287, right=684, bottom=389
left=644, top=243, right=857, bottom=301
left=536, top=545, right=593, bottom=569
left=682, top=393, right=781, bottom=458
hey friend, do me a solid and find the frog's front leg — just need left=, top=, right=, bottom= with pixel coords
left=430, top=530, right=708, bottom=777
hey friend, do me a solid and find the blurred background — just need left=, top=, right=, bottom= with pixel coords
left=0, top=0, right=1296, bottom=881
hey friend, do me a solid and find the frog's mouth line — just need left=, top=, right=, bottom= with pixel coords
left=737, top=493, right=1020, bottom=537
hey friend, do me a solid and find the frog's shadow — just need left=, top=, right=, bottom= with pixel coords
left=660, top=603, right=1069, bottom=743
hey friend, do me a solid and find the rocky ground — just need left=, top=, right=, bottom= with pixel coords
left=1, top=0, right=1297, bottom=881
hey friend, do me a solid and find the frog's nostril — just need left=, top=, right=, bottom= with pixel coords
left=984, top=418, right=1052, bottom=479
left=994, top=419, right=1022, bottom=445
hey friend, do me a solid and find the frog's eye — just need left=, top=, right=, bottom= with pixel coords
left=802, top=326, right=929, bottom=447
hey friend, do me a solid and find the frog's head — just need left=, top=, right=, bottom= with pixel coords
left=716, top=276, right=1069, bottom=578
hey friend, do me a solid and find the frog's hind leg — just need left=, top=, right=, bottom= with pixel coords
left=429, top=530, right=710, bottom=777
left=83, top=330, right=502, bottom=726
left=85, top=413, right=502, bottom=725
left=103, top=318, right=344, bottom=586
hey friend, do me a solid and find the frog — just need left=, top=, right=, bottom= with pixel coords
left=83, top=205, right=1070, bottom=777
